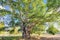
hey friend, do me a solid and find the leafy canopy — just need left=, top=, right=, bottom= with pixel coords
left=0, top=0, right=60, bottom=34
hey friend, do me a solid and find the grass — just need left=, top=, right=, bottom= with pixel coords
left=0, top=36, right=21, bottom=40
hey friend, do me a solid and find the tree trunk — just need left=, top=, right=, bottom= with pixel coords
left=22, top=23, right=31, bottom=40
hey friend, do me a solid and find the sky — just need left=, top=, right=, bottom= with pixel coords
left=44, top=0, right=47, bottom=4
left=4, top=5, right=10, bottom=11
left=0, top=6, right=5, bottom=9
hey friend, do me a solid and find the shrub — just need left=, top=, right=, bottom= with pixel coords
left=47, top=25, right=59, bottom=35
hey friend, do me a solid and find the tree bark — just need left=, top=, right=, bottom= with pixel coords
left=22, top=27, right=30, bottom=39
left=22, top=22, right=31, bottom=40
left=22, top=23, right=35, bottom=40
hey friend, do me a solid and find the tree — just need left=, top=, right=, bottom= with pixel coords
left=0, top=0, right=60, bottom=39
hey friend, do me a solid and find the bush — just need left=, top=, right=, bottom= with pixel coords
left=47, top=26, right=59, bottom=35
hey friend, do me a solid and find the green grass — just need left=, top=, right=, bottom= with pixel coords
left=0, top=36, right=21, bottom=40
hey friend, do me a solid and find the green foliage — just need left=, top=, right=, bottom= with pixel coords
left=0, top=0, right=60, bottom=35
left=0, top=22, right=4, bottom=29
left=32, top=25, right=45, bottom=34
left=47, top=0, right=60, bottom=9
left=47, top=25, right=59, bottom=35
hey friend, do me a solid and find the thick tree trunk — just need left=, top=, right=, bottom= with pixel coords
left=22, top=23, right=35, bottom=40
left=20, top=11, right=31, bottom=39
left=22, top=27, right=30, bottom=39
left=22, top=23, right=31, bottom=40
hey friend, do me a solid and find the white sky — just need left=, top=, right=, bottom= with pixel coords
left=0, top=6, right=5, bottom=9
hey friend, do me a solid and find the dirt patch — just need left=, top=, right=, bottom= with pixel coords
left=30, top=34, right=60, bottom=40
left=40, top=37, right=60, bottom=40
left=30, top=37, right=60, bottom=40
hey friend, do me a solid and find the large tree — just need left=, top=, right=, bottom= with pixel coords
left=0, top=0, right=60, bottom=39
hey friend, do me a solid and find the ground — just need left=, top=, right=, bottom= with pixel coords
left=30, top=34, right=60, bottom=40
left=0, top=34, right=60, bottom=40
